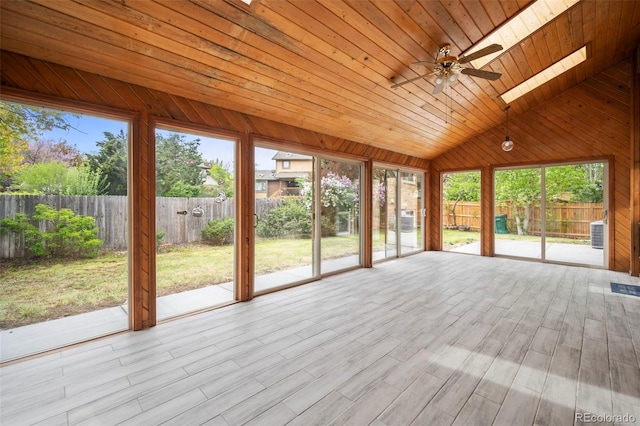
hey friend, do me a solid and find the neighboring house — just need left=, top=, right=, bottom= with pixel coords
left=254, top=169, right=277, bottom=199
left=198, top=162, right=217, bottom=186
left=258, top=152, right=312, bottom=198
left=201, top=152, right=311, bottom=199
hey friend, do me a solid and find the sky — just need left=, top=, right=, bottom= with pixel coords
left=46, top=112, right=277, bottom=170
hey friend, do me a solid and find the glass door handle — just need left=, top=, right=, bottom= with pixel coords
left=602, top=210, right=608, bottom=225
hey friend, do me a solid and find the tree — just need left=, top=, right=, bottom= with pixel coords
left=318, top=172, right=359, bottom=211
left=11, top=161, right=68, bottom=194
left=543, top=164, right=604, bottom=234
left=545, top=165, right=587, bottom=202
left=495, top=169, right=540, bottom=235
left=495, top=165, right=598, bottom=235
left=373, top=169, right=391, bottom=231
left=443, top=172, right=480, bottom=227
left=155, top=133, right=205, bottom=197
left=299, top=171, right=359, bottom=236
left=23, top=138, right=82, bottom=167
left=570, top=163, right=603, bottom=203
left=164, top=181, right=202, bottom=198
left=203, top=159, right=234, bottom=198
left=86, top=130, right=127, bottom=195
left=64, top=164, right=109, bottom=195
left=0, top=101, right=72, bottom=189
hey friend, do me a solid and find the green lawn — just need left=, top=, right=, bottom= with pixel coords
left=0, top=235, right=360, bottom=329
left=442, top=229, right=481, bottom=248
left=0, top=253, right=129, bottom=329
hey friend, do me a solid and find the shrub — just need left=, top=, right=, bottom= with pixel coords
left=164, top=181, right=203, bottom=198
left=64, top=164, right=109, bottom=195
left=256, top=199, right=311, bottom=239
left=0, top=203, right=103, bottom=258
left=0, top=212, right=44, bottom=256
left=12, top=161, right=67, bottom=194
left=202, top=218, right=234, bottom=245
left=156, top=231, right=166, bottom=251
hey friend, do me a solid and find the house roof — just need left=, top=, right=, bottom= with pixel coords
left=255, top=170, right=277, bottom=180
left=275, top=172, right=310, bottom=180
left=271, top=152, right=313, bottom=161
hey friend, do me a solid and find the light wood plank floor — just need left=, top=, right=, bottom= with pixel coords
left=2, top=252, right=640, bottom=426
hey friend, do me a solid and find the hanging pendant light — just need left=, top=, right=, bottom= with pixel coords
left=502, top=105, right=514, bottom=152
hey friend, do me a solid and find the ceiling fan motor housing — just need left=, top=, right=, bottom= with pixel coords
left=438, top=55, right=458, bottom=65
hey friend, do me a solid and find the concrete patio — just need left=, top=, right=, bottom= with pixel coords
left=451, top=239, right=604, bottom=267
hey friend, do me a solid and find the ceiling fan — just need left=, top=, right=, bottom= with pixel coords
left=391, top=43, right=503, bottom=94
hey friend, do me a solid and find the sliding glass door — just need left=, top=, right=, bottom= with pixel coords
left=0, top=101, right=130, bottom=361
left=494, top=167, right=543, bottom=259
left=373, top=168, right=397, bottom=260
left=399, top=171, right=423, bottom=255
left=254, top=147, right=315, bottom=292
left=155, top=126, right=236, bottom=320
left=320, top=159, right=361, bottom=274
left=373, top=166, right=424, bottom=261
left=494, top=162, right=607, bottom=267
left=442, top=171, right=481, bottom=255
left=544, top=163, right=607, bottom=266
left=253, top=146, right=362, bottom=293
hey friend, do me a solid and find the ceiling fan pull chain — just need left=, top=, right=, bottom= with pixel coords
left=448, top=85, right=452, bottom=126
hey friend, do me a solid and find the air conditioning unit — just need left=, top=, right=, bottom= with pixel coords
left=590, top=221, right=603, bottom=249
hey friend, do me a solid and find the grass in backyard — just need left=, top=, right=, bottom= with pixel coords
left=442, top=228, right=590, bottom=248
left=1, top=236, right=361, bottom=329
left=0, top=253, right=129, bottom=329
left=155, top=244, right=234, bottom=296
left=442, top=229, right=480, bottom=248
left=254, top=238, right=314, bottom=273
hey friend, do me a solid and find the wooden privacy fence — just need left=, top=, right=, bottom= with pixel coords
left=443, top=201, right=482, bottom=231
left=156, top=196, right=235, bottom=246
left=443, top=201, right=604, bottom=238
left=0, top=195, right=283, bottom=258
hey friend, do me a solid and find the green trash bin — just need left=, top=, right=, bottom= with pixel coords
left=495, top=214, right=508, bottom=234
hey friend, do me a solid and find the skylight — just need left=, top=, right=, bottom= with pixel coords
left=463, top=0, right=581, bottom=69
left=500, top=46, right=587, bottom=104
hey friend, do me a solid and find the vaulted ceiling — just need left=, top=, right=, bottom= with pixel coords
left=1, top=0, right=639, bottom=159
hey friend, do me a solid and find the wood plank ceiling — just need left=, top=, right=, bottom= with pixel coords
left=1, top=0, right=639, bottom=159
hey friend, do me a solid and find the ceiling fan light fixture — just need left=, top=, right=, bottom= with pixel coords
left=448, top=73, right=458, bottom=83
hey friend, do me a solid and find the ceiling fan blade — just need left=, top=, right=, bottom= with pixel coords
left=458, top=43, right=503, bottom=64
left=460, top=68, right=502, bottom=81
left=390, top=72, right=434, bottom=89
left=432, top=80, right=445, bottom=95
